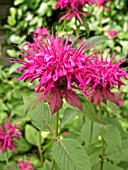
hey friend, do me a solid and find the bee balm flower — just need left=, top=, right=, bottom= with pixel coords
left=17, top=32, right=93, bottom=114
left=0, top=120, right=22, bottom=153
left=18, top=158, right=34, bottom=170
left=55, top=0, right=94, bottom=22
left=84, top=51, right=128, bottom=106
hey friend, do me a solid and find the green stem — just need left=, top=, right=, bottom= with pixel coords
left=38, top=131, right=44, bottom=167
left=5, top=150, right=9, bottom=166
left=75, top=17, right=79, bottom=36
left=100, top=139, right=105, bottom=170
left=89, top=121, right=94, bottom=147
left=83, top=114, right=86, bottom=125
left=99, top=104, right=105, bottom=170
left=55, top=111, right=59, bottom=137
left=99, top=103, right=103, bottom=124
left=51, top=111, right=59, bottom=170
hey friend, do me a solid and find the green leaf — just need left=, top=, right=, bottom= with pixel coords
left=16, top=138, right=32, bottom=153
left=23, top=94, right=37, bottom=115
left=87, top=147, right=102, bottom=167
left=60, top=107, right=78, bottom=128
left=37, top=2, right=48, bottom=16
left=14, top=0, right=25, bottom=6
left=0, top=150, right=12, bottom=161
left=101, top=124, right=122, bottom=152
left=84, top=36, right=108, bottom=47
left=92, top=162, right=124, bottom=170
left=52, top=138, right=91, bottom=170
left=7, top=49, right=18, bottom=58
left=27, top=102, right=56, bottom=132
left=83, top=101, right=99, bottom=122
left=81, top=119, right=100, bottom=145
left=106, top=138, right=128, bottom=161
left=25, top=124, right=44, bottom=147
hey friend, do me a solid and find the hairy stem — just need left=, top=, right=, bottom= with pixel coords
left=99, top=104, right=105, bottom=170
left=38, top=131, right=44, bottom=167
left=51, top=111, right=59, bottom=170
left=5, top=150, right=9, bottom=166
left=83, top=114, right=86, bottom=125
left=99, top=103, right=103, bottom=124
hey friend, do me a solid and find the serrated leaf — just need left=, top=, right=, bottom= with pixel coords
left=25, top=124, right=44, bottom=147
left=106, top=138, right=128, bottom=161
left=27, top=102, right=56, bottom=132
left=81, top=119, right=100, bottom=145
left=23, top=94, right=37, bottom=115
left=52, top=138, right=91, bottom=170
left=87, top=147, right=102, bottom=167
left=84, top=36, right=108, bottom=47
left=101, top=124, right=122, bottom=152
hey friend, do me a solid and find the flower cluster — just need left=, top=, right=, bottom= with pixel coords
left=0, top=120, right=22, bottom=153
left=55, top=0, right=94, bottom=22
left=17, top=30, right=128, bottom=114
left=18, top=158, right=34, bottom=170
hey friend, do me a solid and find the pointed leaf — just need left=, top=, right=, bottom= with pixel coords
left=25, top=124, right=44, bottom=147
left=52, top=138, right=91, bottom=170
left=27, top=102, right=56, bottom=133
left=101, top=124, right=122, bottom=152
left=23, top=94, right=37, bottom=115
left=84, top=36, right=108, bottom=47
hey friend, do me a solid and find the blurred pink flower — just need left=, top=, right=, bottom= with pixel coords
left=16, top=32, right=94, bottom=114
left=55, top=0, right=94, bottom=22
left=34, top=27, right=50, bottom=40
left=18, top=158, right=34, bottom=170
left=84, top=51, right=128, bottom=106
left=0, top=120, right=22, bottom=153
left=106, top=30, right=118, bottom=39
left=96, top=0, right=112, bottom=10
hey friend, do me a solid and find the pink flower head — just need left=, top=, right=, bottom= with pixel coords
left=18, top=158, right=34, bottom=170
left=96, top=0, right=112, bottom=10
left=55, top=0, right=94, bottom=22
left=0, top=120, right=22, bottom=153
left=106, top=30, right=118, bottom=39
left=16, top=32, right=94, bottom=114
left=84, top=51, right=128, bottom=106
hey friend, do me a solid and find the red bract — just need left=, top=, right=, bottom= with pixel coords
left=106, top=30, right=118, bottom=39
left=18, top=158, right=34, bottom=170
left=0, top=120, right=22, bottom=153
left=55, top=0, right=94, bottom=22
left=84, top=51, right=128, bottom=106
left=17, top=32, right=93, bottom=114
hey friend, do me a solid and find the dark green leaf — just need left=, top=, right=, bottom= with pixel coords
left=101, top=124, right=122, bottom=152
left=27, top=102, right=56, bottom=132
left=52, top=138, right=91, bottom=170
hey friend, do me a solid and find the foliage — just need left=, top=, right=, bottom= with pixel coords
left=0, top=0, right=128, bottom=170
